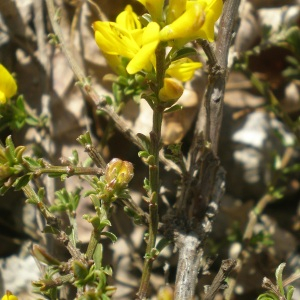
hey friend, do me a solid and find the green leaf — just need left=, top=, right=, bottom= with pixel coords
left=101, top=294, right=111, bottom=300
left=73, top=261, right=89, bottom=280
left=101, top=231, right=117, bottom=243
left=97, top=270, right=107, bottom=290
left=123, top=206, right=137, bottom=218
left=32, top=245, right=61, bottom=266
left=15, top=95, right=26, bottom=111
left=286, top=286, right=294, bottom=300
left=25, top=117, right=40, bottom=126
left=117, top=76, right=128, bottom=86
left=103, top=265, right=113, bottom=276
left=77, top=131, right=92, bottom=147
left=23, top=156, right=43, bottom=168
left=257, top=293, right=278, bottom=300
left=155, top=238, right=171, bottom=253
left=112, top=82, right=123, bottom=105
left=283, top=163, right=300, bottom=174
left=60, top=174, right=68, bottom=181
left=68, top=150, right=79, bottom=166
left=93, top=244, right=103, bottom=270
left=164, top=104, right=183, bottom=114
left=170, top=47, right=198, bottom=61
left=275, top=263, right=285, bottom=296
left=137, top=133, right=150, bottom=151
left=13, top=174, right=32, bottom=190
left=38, top=187, right=45, bottom=200
left=104, top=95, right=113, bottom=105
left=14, top=145, right=26, bottom=163
left=0, top=184, right=11, bottom=195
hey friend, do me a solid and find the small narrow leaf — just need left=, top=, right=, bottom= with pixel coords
left=101, top=231, right=117, bottom=243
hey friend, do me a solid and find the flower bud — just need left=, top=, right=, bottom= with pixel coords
left=158, top=285, right=174, bottom=300
left=159, top=78, right=184, bottom=102
left=0, top=165, right=11, bottom=180
left=105, top=158, right=134, bottom=189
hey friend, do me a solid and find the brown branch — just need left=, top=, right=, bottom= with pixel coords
left=173, top=1, right=241, bottom=299
left=204, top=259, right=237, bottom=300
left=194, top=0, right=241, bottom=153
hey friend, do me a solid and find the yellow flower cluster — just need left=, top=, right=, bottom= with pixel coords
left=93, top=0, right=223, bottom=102
left=0, top=64, right=17, bottom=104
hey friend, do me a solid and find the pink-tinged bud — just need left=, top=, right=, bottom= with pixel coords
left=105, top=158, right=134, bottom=188
left=159, top=78, right=184, bottom=102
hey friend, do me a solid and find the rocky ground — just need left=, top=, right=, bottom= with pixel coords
left=0, top=0, right=299, bottom=299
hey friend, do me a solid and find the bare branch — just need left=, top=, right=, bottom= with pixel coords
left=204, top=259, right=237, bottom=300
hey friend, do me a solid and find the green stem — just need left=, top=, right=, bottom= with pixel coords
left=137, top=44, right=165, bottom=299
left=86, top=230, right=98, bottom=260
left=22, top=184, right=85, bottom=261
left=22, top=184, right=56, bottom=221
left=33, top=165, right=103, bottom=177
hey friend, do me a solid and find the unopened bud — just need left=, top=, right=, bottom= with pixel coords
left=159, top=78, right=184, bottom=102
left=105, top=158, right=134, bottom=188
left=0, top=165, right=11, bottom=180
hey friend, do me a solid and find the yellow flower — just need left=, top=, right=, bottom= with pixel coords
left=2, top=291, right=18, bottom=300
left=0, top=64, right=17, bottom=104
left=126, top=22, right=160, bottom=74
left=159, top=77, right=184, bottom=102
left=93, top=5, right=160, bottom=75
left=166, top=0, right=187, bottom=24
left=166, top=58, right=202, bottom=82
left=116, top=5, right=141, bottom=30
left=137, top=0, right=165, bottom=22
left=160, top=0, right=223, bottom=43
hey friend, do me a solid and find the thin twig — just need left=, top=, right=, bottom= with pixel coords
left=204, top=259, right=237, bottom=300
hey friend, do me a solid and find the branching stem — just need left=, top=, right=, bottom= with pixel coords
left=137, top=45, right=165, bottom=300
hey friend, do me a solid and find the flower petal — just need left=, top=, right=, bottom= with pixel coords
left=166, top=0, right=187, bottom=24
left=166, top=58, right=202, bottom=82
left=193, top=0, right=223, bottom=42
left=137, top=0, right=164, bottom=22
left=160, top=2, right=205, bottom=41
left=0, top=64, right=17, bottom=103
left=116, top=5, right=141, bottom=30
left=93, top=22, right=140, bottom=58
left=159, top=78, right=184, bottom=102
left=126, top=22, right=160, bottom=74
left=126, top=40, right=159, bottom=74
